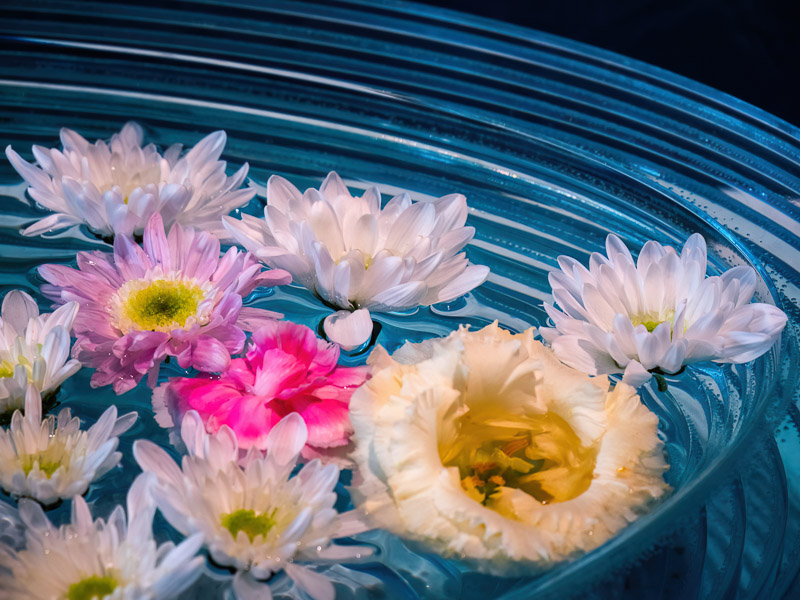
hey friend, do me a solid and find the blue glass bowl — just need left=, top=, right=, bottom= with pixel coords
left=1, top=2, right=798, bottom=598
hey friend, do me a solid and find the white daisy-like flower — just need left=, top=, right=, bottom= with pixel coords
left=223, top=172, right=489, bottom=349
left=134, top=410, right=370, bottom=600
left=0, top=290, right=80, bottom=416
left=0, top=385, right=137, bottom=505
left=0, top=475, right=204, bottom=600
left=539, top=233, right=788, bottom=388
left=5, top=122, right=254, bottom=239
left=349, top=322, right=670, bottom=573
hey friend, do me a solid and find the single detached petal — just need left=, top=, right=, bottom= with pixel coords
left=323, top=309, right=373, bottom=351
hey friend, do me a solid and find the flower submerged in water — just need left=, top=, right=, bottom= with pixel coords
left=0, top=475, right=204, bottom=599
left=0, top=290, right=80, bottom=416
left=152, top=320, right=369, bottom=454
left=223, top=172, right=489, bottom=349
left=39, top=213, right=291, bottom=394
left=0, top=385, right=136, bottom=505
left=134, top=411, right=370, bottom=600
left=5, top=122, right=254, bottom=239
left=539, top=234, right=788, bottom=387
left=349, top=322, right=669, bottom=572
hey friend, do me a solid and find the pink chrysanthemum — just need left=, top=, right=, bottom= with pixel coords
left=152, top=320, right=369, bottom=453
left=39, top=214, right=291, bottom=394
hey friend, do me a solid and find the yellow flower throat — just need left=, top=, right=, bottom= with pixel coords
left=440, top=411, right=597, bottom=513
left=121, top=280, right=203, bottom=332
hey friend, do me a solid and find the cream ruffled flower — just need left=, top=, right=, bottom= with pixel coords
left=539, top=233, right=788, bottom=387
left=134, top=411, right=370, bottom=600
left=0, top=290, right=80, bottom=416
left=223, top=172, right=489, bottom=349
left=5, top=122, right=254, bottom=239
left=0, top=475, right=204, bottom=599
left=0, top=386, right=137, bottom=505
left=349, top=322, right=670, bottom=573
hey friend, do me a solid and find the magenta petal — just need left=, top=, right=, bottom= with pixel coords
left=153, top=319, right=368, bottom=453
left=192, top=335, right=232, bottom=373
left=217, top=395, right=282, bottom=450
left=293, top=396, right=352, bottom=448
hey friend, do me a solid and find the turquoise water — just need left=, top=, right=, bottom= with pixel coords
left=1, top=2, right=800, bottom=598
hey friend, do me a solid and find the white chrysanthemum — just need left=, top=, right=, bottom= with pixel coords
left=349, top=322, right=670, bottom=573
left=5, top=122, right=254, bottom=239
left=134, top=411, right=370, bottom=600
left=0, top=475, right=204, bottom=600
left=0, top=386, right=137, bottom=505
left=0, top=290, right=80, bottom=415
left=223, top=172, right=489, bottom=349
left=539, top=233, right=788, bottom=387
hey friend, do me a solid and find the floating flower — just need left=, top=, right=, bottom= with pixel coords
left=5, top=122, right=254, bottom=239
left=134, top=411, right=370, bottom=600
left=0, top=290, right=80, bottom=415
left=39, top=213, right=291, bottom=394
left=539, top=234, right=788, bottom=388
left=0, top=385, right=137, bottom=505
left=349, top=322, right=669, bottom=572
left=223, top=172, right=489, bottom=349
left=0, top=475, right=204, bottom=599
left=152, top=320, right=369, bottom=454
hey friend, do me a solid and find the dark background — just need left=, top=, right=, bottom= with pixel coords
left=421, top=0, right=800, bottom=128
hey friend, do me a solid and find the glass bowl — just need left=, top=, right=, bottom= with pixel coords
left=0, top=2, right=798, bottom=598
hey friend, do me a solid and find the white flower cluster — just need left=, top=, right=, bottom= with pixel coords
left=6, top=122, right=253, bottom=239
left=540, top=234, right=787, bottom=387
left=0, top=290, right=80, bottom=415
left=224, top=172, right=489, bottom=349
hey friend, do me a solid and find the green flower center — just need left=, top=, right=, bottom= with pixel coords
left=221, top=509, right=277, bottom=542
left=67, top=575, right=117, bottom=600
left=122, top=280, right=203, bottom=332
left=440, top=411, right=597, bottom=515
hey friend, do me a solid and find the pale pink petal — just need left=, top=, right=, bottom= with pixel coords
left=233, top=571, right=273, bottom=600
left=323, top=309, right=373, bottom=351
left=284, top=564, right=335, bottom=600
left=266, top=412, right=308, bottom=465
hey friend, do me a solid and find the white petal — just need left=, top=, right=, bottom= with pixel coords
left=1, top=290, right=39, bottom=334
left=266, top=413, right=308, bottom=466
left=323, top=309, right=373, bottom=351
left=621, top=361, right=651, bottom=387
left=233, top=571, right=273, bottom=600
left=284, top=564, right=335, bottom=600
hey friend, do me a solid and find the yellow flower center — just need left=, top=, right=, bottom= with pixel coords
left=67, top=575, right=117, bottom=600
left=630, top=309, right=675, bottom=333
left=221, top=508, right=277, bottom=542
left=0, top=360, right=14, bottom=378
left=121, top=280, right=204, bottom=332
left=440, top=411, right=597, bottom=514
left=20, top=442, right=68, bottom=479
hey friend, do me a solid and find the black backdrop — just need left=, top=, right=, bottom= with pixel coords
left=420, top=0, right=800, bottom=128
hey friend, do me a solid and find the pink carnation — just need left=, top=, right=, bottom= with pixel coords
left=152, top=320, right=369, bottom=452
left=39, top=213, right=291, bottom=394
